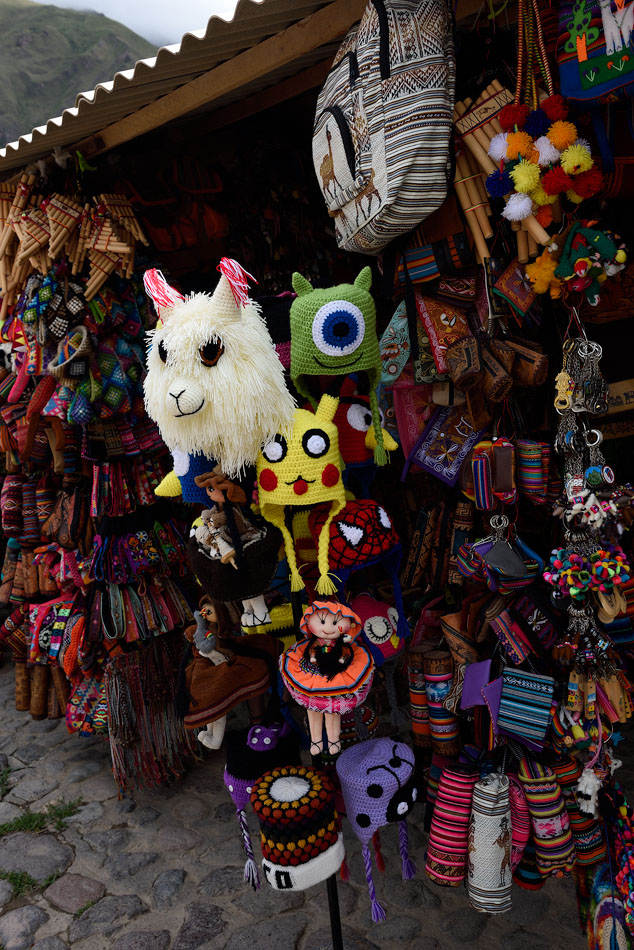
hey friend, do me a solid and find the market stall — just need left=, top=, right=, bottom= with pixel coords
left=0, top=0, right=633, bottom=946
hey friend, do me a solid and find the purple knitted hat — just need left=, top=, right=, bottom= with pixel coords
left=223, top=727, right=301, bottom=890
left=336, top=738, right=418, bottom=922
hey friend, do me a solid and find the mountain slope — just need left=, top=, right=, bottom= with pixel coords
left=0, top=0, right=155, bottom=146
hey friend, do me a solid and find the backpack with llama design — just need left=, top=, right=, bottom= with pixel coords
left=557, top=0, right=634, bottom=107
left=312, top=0, right=456, bottom=255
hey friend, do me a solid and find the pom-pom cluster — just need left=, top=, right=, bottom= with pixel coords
left=486, top=100, right=603, bottom=220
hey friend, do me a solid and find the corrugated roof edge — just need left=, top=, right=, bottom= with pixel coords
left=0, top=0, right=273, bottom=159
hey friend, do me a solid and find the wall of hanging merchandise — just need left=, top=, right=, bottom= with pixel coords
left=1, top=0, right=634, bottom=944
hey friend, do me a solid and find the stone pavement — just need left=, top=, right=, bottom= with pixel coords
left=0, top=660, right=629, bottom=950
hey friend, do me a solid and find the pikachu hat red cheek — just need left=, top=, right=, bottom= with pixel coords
left=256, top=394, right=346, bottom=595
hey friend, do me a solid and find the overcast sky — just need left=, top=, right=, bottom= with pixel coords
left=45, top=0, right=241, bottom=47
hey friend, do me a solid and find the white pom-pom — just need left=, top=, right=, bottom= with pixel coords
left=575, top=137, right=591, bottom=151
left=535, top=135, right=561, bottom=166
left=502, top=192, right=533, bottom=221
left=487, top=132, right=508, bottom=162
left=576, top=767, right=601, bottom=818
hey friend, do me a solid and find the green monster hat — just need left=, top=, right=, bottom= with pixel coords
left=290, top=267, right=387, bottom=465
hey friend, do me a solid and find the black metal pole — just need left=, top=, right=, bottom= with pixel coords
left=290, top=586, right=344, bottom=950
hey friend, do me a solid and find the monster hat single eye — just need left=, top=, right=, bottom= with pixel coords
left=312, top=300, right=365, bottom=357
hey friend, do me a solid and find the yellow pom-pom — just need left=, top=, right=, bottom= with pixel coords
left=530, top=183, right=558, bottom=206
left=547, top=121, right=578, bottom=151
left=510, top=160, right=541, bottom=193
left=560, top=144, right=594, bottom=174
left=566, top=188, right=585, bottom=204
left=616, top=249, right=627, bottom=263
left=506, top=131, right=535, bottom=161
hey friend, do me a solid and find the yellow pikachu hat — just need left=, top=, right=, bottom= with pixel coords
left=256, top=393, right=345, bottom=595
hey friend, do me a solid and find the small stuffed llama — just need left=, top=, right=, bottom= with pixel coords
left=143, top=259, right=296, bottom=479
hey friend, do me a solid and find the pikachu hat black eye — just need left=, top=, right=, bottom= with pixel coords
left=302, top=429, right=330, bottom=458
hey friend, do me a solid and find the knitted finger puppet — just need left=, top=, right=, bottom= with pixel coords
left=143, top=259, right=296, bottom=479
left=290, top=268, right=387, bottom=465
left=336, top=738, right=418, bottom=922
left=187, top=468, right=281, bottom=626
left=256, top=393, right=346, bottom=595
left=224, top=727, right=301, bottom=889
left=280, top=600, right=374, bottom=756
left=251, top=765, right=345, bottom=891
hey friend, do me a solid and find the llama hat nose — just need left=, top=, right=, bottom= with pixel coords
left=167, top=378, right=205, bottom=416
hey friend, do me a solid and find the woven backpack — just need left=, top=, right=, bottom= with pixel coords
left=312, top=0, right=456, bottom=255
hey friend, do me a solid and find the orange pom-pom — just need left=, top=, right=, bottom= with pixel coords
left=506, top=131, right=535, bottom=161
left=535, top=205, right=554, bottom=228
left=547, top=121, right=578, bottom=151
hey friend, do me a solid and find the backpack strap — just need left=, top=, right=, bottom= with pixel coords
left=590, top=104, right=615, bottom=173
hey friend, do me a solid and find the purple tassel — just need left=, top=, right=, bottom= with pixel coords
left=398, top=821, right=417, bottom=881
left=238, top=808, right=260, bottom=890
left=362, top=844, right=386, bottom=923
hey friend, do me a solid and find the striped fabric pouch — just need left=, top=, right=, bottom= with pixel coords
left=518, top=759, right=575, bottom=879
left=551, top=757, right=607, bottom=867
left=508, top=774, right=531, bottom=871
left=490, top=611, right=535, bottom=666
left=496, top=668, right=555, bottom=751
left=425, top=765, right=479, bottom=886
left=467, top=773, right=513, bottom=914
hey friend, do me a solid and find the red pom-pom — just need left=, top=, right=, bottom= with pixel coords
left=499, top=103, right=530, bottom=131
left=541, top=94, right=569, bottom=121
left=571, top=166, right=604, bottom=199
left=542, top=166, right=574, bottom=195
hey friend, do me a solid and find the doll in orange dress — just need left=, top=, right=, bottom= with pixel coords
left=280, top=600, right=374, bottom=756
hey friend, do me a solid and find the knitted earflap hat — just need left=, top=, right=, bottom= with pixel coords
left=349, top=593, right=406, bottom=666
left=256, top=393, right=345, bottom=595
left=224, top=727, right=301, bottom=889
left=290, top=268, right=386, bottom=465
left=250, top=765, right=345, bottom=891
left=308, top=500, right=409, bottom=639
left=336, top=738, right=418, bottom=922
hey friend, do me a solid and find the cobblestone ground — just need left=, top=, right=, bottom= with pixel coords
left=0, top=660, right=630, bottom=950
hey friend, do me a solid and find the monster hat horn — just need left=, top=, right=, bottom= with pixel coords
left=290, top=267, right=387, bottom=465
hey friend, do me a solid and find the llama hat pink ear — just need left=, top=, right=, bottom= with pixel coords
left=215, top=258, right=257, bottom=310
left=143, top=269, right=185, bottom=321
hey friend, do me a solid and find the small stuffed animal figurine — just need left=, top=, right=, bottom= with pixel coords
left=143, top=259, right=296, bottom=479
left=290, top=267, right=387, bottom=464
left=280, top=600, right=374, bottom=756
left=181, top=597, right=280, bottom=750
left=188, top=468, right=276, bottom=627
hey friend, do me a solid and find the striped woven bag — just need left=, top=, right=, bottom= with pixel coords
left=313, top=0, right=455, bottom=254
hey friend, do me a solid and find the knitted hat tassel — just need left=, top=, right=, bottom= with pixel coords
left=315, top=501, right=345, bottom=596
left=398, top=820, right=417, bottom=880
left=238, top=808, right=260, bottom=890
left=368, top=387, right=387, bottom=466
left=362, top=844, right=386, bottom=923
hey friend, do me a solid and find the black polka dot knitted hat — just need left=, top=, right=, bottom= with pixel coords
left=250, top=765, right=345, bottom=891
left=336, top=738, right=418, bottom=922
left=223, top=728, right=301, bottom=890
